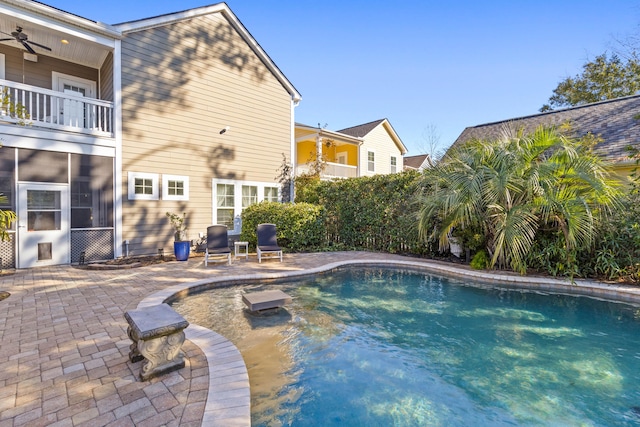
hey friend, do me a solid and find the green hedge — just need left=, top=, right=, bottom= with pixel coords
left=240, top=202, right=326, bottom=252
left=251, top=154, right=640, bottom=282
left=240, top=170, right=640, bottom=282
left=239, top=172, right=430, bottom=255
left=295, top=171, right=431, bottom=254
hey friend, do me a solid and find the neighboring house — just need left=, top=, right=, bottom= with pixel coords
left=295, top=118, right=407, bottom=179
left=403, top=154, right=432, bottom=172
left=452, top=95, right=640, bottom=182
left=339, top=119, right=407, bottom=176
left=295, top=123, right=362, bottom=179
left=0, top=1, right=300, bottom=268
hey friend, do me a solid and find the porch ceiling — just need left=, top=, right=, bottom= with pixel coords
left=295, top=125, right=363, bottom=146
left=0, top=5, right=117, bottom=69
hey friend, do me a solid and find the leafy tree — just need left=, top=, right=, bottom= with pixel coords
left=540, top=53, right=640, bottom=112
left=418, top=125, right=620, bottom=274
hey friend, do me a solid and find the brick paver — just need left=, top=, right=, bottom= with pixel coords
left=0, top=251, right=400, bottom=426
left=1, top=251, right=639, bottom=426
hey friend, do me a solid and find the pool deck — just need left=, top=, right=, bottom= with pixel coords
left=1, top=251, right=640, bottom=427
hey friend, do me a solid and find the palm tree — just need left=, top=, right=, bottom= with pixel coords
left=418, top=125, right=620, bottom=274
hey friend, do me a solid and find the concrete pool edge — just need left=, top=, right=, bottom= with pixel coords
left=136, top=257, right=640, bottom=427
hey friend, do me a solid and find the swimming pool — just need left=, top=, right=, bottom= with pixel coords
left=171, top=267, right=640, bottom=426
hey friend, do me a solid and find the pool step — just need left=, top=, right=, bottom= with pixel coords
left=242, top=290, right=292, bottom=312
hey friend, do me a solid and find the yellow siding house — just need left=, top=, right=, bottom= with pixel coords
left=295, top=118, right=407, bottom=179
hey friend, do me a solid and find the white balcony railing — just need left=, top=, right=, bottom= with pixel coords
left=1, top=80, right=113, bottom=136
left=297, top=162, right=358, bottom=179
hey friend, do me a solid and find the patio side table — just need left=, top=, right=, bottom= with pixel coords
left=234, top=241, right=249, bottom=260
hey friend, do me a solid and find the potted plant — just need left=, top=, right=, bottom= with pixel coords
left=166, top=212, right=190, bottom=261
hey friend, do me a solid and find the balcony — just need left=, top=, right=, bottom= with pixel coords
left=297, top=161, right=358, bottom=179
left=1, top=80, right=113, bottom=137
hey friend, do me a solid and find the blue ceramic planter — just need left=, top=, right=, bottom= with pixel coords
left=173, top=241, right=190, bottom=261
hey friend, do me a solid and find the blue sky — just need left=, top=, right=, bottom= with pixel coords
left=47, top=1, right=640, bottom=155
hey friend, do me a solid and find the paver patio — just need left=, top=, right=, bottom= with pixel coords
left=1, top=251, right=639, bottom=426
left=0, top=251, right=407, bottom=426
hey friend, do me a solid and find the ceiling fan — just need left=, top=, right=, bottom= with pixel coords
left=0, top=27, right=51, bottom=54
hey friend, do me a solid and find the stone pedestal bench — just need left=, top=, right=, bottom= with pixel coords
left=124, top=303, right=189, bottom=381
left=242, top=289, right=292, bottom=313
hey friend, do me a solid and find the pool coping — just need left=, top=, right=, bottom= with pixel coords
left=136, top=257, right=640, bottom=427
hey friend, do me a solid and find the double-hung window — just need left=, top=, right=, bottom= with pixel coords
left=390, top=156, right=397, bottom=173
left=213, top=179, right=280, bottom=233
left=216, top=183, right=236, bottom=229
left=367, top=151, right=375, bottom=173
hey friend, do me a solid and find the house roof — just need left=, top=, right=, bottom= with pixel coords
left=339, top=118, right=408, bottom=154
left=114, top=2, right=301, bottom=103
left=452, top=95, right=640, bottom=162
left=403, top=154, right=432, bottom=170
left=295, top=123, right=362, bottom=145
left=339, top=119, right=386, bottom=138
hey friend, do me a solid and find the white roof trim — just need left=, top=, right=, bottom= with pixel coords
left=114, top=3, right=301, bottom=102
left=379, top=119, right=408, bottom=155
left=114, top=3, right=228, bottom=33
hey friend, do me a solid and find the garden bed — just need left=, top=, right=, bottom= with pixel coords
left=77, top=255, right=168, bottom=270
left=75, top=252, right=205, bottom=270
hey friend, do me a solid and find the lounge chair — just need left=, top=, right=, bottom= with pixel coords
left=204, top=225, right=231, bottom=266
left=256, top=223, right=283, bottom=263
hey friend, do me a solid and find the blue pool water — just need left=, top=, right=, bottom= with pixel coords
left=171, top=267, right=640, bottom=426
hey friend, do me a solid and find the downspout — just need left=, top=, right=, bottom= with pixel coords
left=357, top=139, right=363, bottom=177
left=113, top=39, right=123, bottom=258
left=290, top=97, right=298, bottom=202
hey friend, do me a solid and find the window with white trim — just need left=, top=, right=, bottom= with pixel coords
left=213, top=179, right=280, bottom=232
left=128, top=172, right=159, bottom=200
left=242, top=185, right=258, bottom=208
left=264, top=187, right=279, bottom=202
left=162, top=174, right=189, bottom=201
left=216, top=183, right=235, bottom=229
left=390, top=156, right=397, bottom=173
left=367, top=151, right=375, bottom=172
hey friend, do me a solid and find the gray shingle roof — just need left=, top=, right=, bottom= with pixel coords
left=338, top=119, right=386, bottom=137
left=453, top=95, right=640, bottom=161
left=404, top=154, right=431, bottom=169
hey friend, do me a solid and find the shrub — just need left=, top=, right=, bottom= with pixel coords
left=240, top=202, right=326, bottom=252
left=417, top=126, right=620, bottom=274
left=525, top=231, right=581, bottom=277
left=582, top=190, right=640, bottom=281
left=470, top=250, right=490, bottom=270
